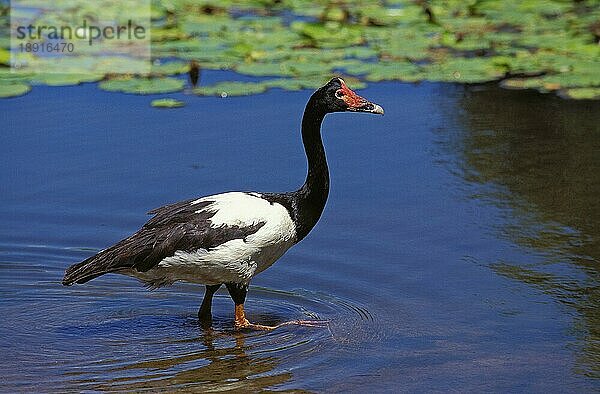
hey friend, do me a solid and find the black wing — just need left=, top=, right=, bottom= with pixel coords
left=62, top=198, right=265, bottom=285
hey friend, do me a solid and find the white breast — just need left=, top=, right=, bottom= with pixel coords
left=132, top=192, right=297, bottom=287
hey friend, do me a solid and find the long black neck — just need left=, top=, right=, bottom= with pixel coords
left=293, top=98, right=329, bottom=241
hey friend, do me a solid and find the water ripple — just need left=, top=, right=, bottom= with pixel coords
left=1, top=245, right=374, bottom=391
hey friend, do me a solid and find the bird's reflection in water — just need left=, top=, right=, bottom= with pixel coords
left=96, top=323, right=294, bottom=392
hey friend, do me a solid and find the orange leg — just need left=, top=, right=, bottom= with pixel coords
left=227, top=283, right=327, bottom=331
left=234, top=303, right=328, bottom=331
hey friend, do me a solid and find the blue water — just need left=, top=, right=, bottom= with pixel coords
left=1, top=76, right=598, bottom=391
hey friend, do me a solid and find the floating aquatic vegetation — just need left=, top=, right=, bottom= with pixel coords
left=192, top=75, right=352, bottom=96
left=291, top=21, right=365, bottom=48
left=151, top=98, right=186, bottom=108
left=341, top=60, right=424, bottom=82
left=193, top=81, right=268, bottom=96
left=0, top=81, right=31, bottom=98
left=1, top=0, right=599, bottom=99
left=265, top=75, right=357, bottom=91
left=151, top=61, right=190, bottom=76
left=0, top=68, right=32, bottom=82
left=99, top=76, right=185, bottom=94
left=0, top=48, right=9, bottom=66
left=424, top=57, right=508, bottom=83
left=560, top=88, right=600, bottom=100
left=31, top=73, right=103, bottom=86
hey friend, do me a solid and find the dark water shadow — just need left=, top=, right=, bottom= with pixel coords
left=79, top=328, right=294, bottom=392
left=434, top=84, right=600, bottom=378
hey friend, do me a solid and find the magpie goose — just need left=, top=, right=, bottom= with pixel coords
left=63, top=77, right=384, bottom=329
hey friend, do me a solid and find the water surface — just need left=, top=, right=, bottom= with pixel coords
left=1, top=77, right=599, bottom=391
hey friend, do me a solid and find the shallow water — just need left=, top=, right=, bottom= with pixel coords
left=1, top=76, right=599, bottom=392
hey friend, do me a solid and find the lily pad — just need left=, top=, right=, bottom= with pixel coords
left=0, top=69, right=35, bottom=83
left=0, top=82, right=31, bottom=98
left=264, top=76, right=352, bottom=91
left=424, top=57, right=507, bottom=83
left=151, top=61, right=190, bottom=76
left=500, top=78, right=545, bottom=90
left=343, top=46, right=379, bottom=59
left=291, top=21, right=365, bottom=48
left=151, top=98, right=186, bottom=108
left=559, top=88, right=600, bottom=100
left=31, top=73, right=103, bottom=86
left=3, top=0, right=600, bottom=100
left=99, top=77, right=185, bottom=95
left=235, top=62, right=295, bottom=77
left=193, top=81, right=268, bottom=97
left=0, top=48, right=10, bottom=66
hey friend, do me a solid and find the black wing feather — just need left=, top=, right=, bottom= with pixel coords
left=62, top=197, right=265, bottom=285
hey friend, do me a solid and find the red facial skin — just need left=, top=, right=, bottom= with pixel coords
left=336, top=79, right=367, bottom=109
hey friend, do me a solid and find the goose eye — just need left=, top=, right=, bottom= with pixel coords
left=335, top=90, right=345, bottom=99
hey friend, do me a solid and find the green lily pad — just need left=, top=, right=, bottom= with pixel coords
left=342, top=60, right=424, bottom=82
left=559, top=88, right=600, bottom=100
left=291, top=21, right=364, bottom=48
left=235, top=62, right=295, bottom=77
left=31, top=73, right=103, bottom=86
left=264, top=77, right=327, bottom=91
left=151, top=61, right=190, bottom=76
left=151, top=98, right=186, bottom=108
left=424, top=57, right=507, bottom=83
left=0, top=82, right=31, bottom=98
left=3, top=0, right=600, bottom=100
left=193, top=81, right=268, bottom=97
left=379, top=29, right=437, bottom=60
left=99, top=77, right=185, bottom=95
left=343, top=46, right=379, bottom=59
left=151, top=27, right=189, bottom=42
left=0, top=48, right=10, bottom=66
left=265, top=76, right=347, bottom=91
left=500, top=78, right=546, bottom=90
left=0, top=68, right=35, bottom=83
